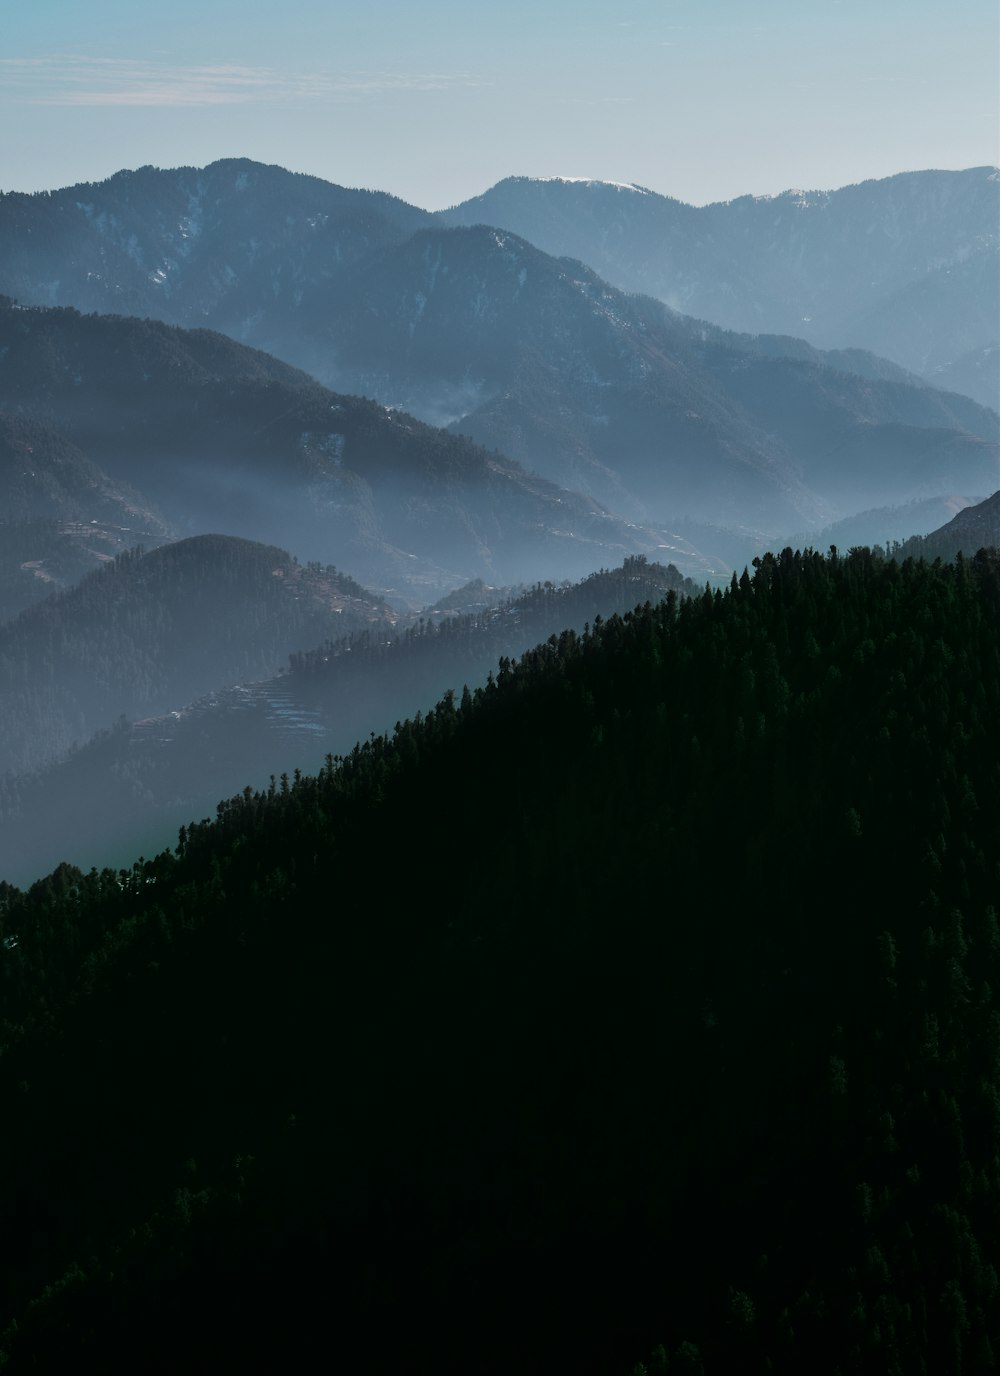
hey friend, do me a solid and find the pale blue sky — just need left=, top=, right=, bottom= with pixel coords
left=2, top=0, right=997, bottom=207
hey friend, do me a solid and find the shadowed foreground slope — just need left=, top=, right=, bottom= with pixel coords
left=0, top=548, right=998, bottom=1373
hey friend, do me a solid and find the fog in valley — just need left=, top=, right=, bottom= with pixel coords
left=1, top=173, right=997, bottom=886
left=0, top=112, right=998, bottom=1371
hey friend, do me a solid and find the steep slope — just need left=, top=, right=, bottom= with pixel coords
left=925, top=341, right=999, bottom=412
left=896, top=489, right=1000, bottom=561
left=319, top=225, right=997, bottom=533
left=0, top=549, right=996, bottom=1374
left=0, top=410, right=173, bottom=621
left=0, top=300, right=692, bottom=595
left=0, top=557, right=692, bottom=884
left=0, top=535, right=393, bottom=776
left=840, top=250, right=999, bottom=407
left=780, top=494, right=984, bottom=557
left=3, top=165, right=995, bottom=541
left=439, top=168, right=1000, bottom=405
left=0, top=158, right=430, bottom=368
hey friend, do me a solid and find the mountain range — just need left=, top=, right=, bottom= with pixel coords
left=440, top=168, right=1000, bottom=410
left=1, top=158, right=997, bottom=875
left=0, top=298, right=698, bottom=598
left=0, top=555, right=692, bottom=885
left=0, top=534, right=392, bottom=777
left=1, top=162, right=996, bottom=560
left=0, top=152, right=997, bottom=1375
left=314, top=222, right=997, bottom=535
left=3, top=159, right=995, bottom=407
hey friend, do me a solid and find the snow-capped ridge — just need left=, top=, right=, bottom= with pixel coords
left=519, top=176, right=651, bottom=195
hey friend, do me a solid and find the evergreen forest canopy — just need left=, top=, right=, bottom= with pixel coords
left=0, top=547, right=997, bottom=1372
left=0, top=154, right=998, bottom=1374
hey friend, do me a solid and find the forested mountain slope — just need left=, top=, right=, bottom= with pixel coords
left=0, top=158, right=430, bottom=350
left=0, top=557, right=692, bottom=885
left=6, top=160, right=995, bottom=408
left=0, top=411, right=173, bottom=622
left=0, top=548, right=997, bottom=1373
left=779, top=494, right=983, bottom=563
left=440, top=168, right=1000, bottom=408
left=283, top=223, right=1000, bottom=532
left=3, top=166, right=996, bottom=546
left=0, top=535, right=392, bottom=776
left=896, top=490, right=1000, bottom=562
left=0, top=300, right=691, bottom=594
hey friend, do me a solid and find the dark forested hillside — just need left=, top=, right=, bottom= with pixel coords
left=0, top=557, right=692, bottom=884
left=895, top=490, right=1000, bottom=562
left=0, top=547, right=996, bottom=1373
left=779, top=494, right=985, bottom=564
left=0, top=534, right=392, bottom=776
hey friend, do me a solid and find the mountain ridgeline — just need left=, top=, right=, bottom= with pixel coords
left=0, top=556, right=693, bottom=885
left=5, top=160, right=996, bottom=406
left=0, top=549, right=997, bottom=1372
left=0, top=161, right=996, bottom=558
left=0, top=410, right=173, bottom=622
left=1, top=155, right=998, bottom=1375
left=895, top=490, right=1000, bottom=563
left=0, top=159, right=428, bottom=340
left=0, top=298, right=693, bottom=597
left=440, top=168, right=1000, bottom=409
left=0, top=534, right=392, bottom=777
left=320, top=223, right=997, bottom=534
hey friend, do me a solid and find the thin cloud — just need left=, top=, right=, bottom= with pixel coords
left=0, top=55, right=487, bottom=107
left=557, top=95, right=636, bottom=106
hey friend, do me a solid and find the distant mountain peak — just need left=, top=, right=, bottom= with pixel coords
left=744, top=188, right=833, bottom=209
left=516, top=175, right=652, bottom=195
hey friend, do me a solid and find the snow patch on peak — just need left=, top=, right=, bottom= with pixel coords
left=524, top=176, right=650, bottom=194
left=751, top=188, right=832, bottom=209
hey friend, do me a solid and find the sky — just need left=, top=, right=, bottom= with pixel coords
left=2, top=0, right=998, bottom=209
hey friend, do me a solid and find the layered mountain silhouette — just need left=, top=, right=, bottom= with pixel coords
left=440, top=168, right=1000, bottom=409
left=896, top=488, right=1000, bottom=560
left=2, top=163, right=995, bottom=551
left=0, top=556, right=692, bottom=885
left=780, top=494, right=983, bottom=557
left=0, top=534, right=393, bottom=777
left=0, top=411, right=173, bottom=621
left=0, top=156, right=997, bottom=1376
left=0, top=158, right=427, bottom=349
left=0, top=300, right=699, bottom=596
left=336, top=225, right=994, bottom=530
